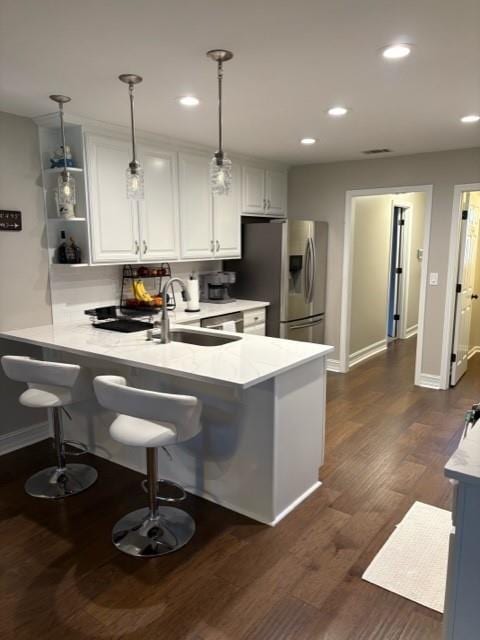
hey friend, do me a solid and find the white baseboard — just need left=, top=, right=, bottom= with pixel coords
left=468, top=346, right=480, bottom=359
left=349, top=339, right=387, bottom=368
left=0, top=422, right=49, bottom=456
left=326, top=358, right=342, bottom=372
left=417, top=373, right=442, bottom=389
left=403, top=324, right=418, bottom=339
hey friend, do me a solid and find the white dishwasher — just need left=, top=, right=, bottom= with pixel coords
left=201, top=312, right=244, bottom=333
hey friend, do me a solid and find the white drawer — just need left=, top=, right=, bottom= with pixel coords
left=243, top=323, right=266, bottom=336
left=243, top=307, right=266, bottom=328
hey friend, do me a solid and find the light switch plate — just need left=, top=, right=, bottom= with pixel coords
left=429, top=272, right=439, bottom=286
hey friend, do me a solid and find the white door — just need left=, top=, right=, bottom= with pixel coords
left=86, top=134, right=139, bottom=263
left=451, top=201, right=480, bottom=385
left=213, top=164, right=241, bottom=258
left=265, top=170, right=287, bottom=217
left=241, top=166, right=266, bottom=214
left=178, top=153, right=214, bottom=259
left=138, top=145, right=179, bottom=262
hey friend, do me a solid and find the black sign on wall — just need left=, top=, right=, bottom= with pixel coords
left=0, top=210, right=22, bottom=231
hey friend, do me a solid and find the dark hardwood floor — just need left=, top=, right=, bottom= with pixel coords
left=1, top=337, right=478, bottom=639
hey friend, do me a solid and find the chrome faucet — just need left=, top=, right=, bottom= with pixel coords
left=160, top=277, right=190, bottom=344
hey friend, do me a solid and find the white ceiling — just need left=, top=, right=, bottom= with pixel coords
left=1, top=0, right=479, bottom=164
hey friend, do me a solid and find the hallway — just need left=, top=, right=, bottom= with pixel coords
left=1, top=338, right=477, bottom=639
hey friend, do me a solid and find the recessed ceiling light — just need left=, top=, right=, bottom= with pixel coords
left=178, top=96, right=199, bottom=107
left=382, top=44, right=411, bottom=59
left=461, top=114, right=480, bottom=123
left=301, top=137, right=316, bottom=145
left=327, top=106, right=349, bottom=117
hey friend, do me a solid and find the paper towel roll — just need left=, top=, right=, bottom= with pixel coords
left=186, top=277, right=200, bottom=311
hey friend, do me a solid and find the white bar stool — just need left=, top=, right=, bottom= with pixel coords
left=93, top=375, right=202, bottom=558
left=1, top=356, right=97, bottom=499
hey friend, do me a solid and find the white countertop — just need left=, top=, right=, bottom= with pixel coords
left=445, top=419, right=480, bottom=486
left=168, top=299, right=269, bottom=324
left=0, top=321, right=333, bottom=389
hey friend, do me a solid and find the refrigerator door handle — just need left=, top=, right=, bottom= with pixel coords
left=290, top=317, right=324, bottom=330
left=303, top=239, right=311, bottom=303
left=308, top=237, right=316, bottom=303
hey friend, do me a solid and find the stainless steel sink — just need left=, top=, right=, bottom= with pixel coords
left=169, top=329, right=242, bottom=347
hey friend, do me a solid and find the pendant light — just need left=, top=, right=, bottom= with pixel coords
left=50, top=94, right=76, bottom=213
left=119, top=74, right=144, bottom=200
left=207, top=49, right=233, bottom=196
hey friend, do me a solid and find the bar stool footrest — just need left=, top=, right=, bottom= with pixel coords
left=141, top=478, right=187, bottom=503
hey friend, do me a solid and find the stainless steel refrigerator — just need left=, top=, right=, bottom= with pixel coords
left=225, top=219, right=328, bottom=343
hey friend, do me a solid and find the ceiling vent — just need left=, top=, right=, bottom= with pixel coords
left=362, top=148, right=392, bottom=155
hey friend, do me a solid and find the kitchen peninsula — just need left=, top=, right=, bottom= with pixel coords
left=1, top=320, right=332, bottom=525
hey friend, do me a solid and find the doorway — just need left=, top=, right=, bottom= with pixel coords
left=340, top=185, right=432, bottom=385
left=443, top=187, right=480, bottom=386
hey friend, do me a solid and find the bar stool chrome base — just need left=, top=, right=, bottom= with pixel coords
left=24, top=464, right=98, bottom=499
left=112, top=506, right=195, bottom=558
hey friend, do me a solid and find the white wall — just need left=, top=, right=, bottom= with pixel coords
left=49, top=261, right=222, bottom=324
left=350, top=195, right=392, bottom=356
left=402, top=192, right=426, bottom=332
left=0, top=111, right=52, bottom=437
left=289, top=147, right=480, bottom=377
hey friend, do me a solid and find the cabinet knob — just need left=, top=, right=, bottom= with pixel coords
left=216, top=240, right=220, bottom=252
left=210, top=240, right=214, bottom=252
left=134, top=240, right=140, bottom=254
left=143, top=240, right=148, bottom=253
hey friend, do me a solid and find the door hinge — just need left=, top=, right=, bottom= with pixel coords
left=395, top=267, right=403, bottom=274
left=393, top=313, right=400, bottom=321
left=398, top=219, right=405, bottom=226
left=456, top=283, right=462, bottom=293
left=451, top=353, right=457, bottom=363
left=462, top=210, right=468, bottom=220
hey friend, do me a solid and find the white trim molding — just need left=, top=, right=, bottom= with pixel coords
left=468, top=346, right=480, bottom=360
left=326, top=358, right=342, bottom=372
left=404, top=324, right=419, bottom=339
left=340, top=184, right=433, bottom=388
left=417, top=373, right=442, bottom=389
left=349, top=339, right=387, bottom=368
left=0, top=422, right=49, bottom=456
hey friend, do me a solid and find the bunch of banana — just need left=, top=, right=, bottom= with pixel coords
left=132, top=279, right=153, bottom=304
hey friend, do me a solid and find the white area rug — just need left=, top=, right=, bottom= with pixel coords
left=362, top=501, right=451, bottom=612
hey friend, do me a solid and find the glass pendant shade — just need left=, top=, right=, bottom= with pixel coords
left=126, top=165, right=144, bottom=200
left=57, top=172, right=76, bottom=207
left=210, top=153, right=232, bottom=196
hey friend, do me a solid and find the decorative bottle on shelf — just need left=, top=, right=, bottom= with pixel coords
left=56, top=231, right=82, bottom=264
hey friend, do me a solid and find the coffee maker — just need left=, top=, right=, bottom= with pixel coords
left=199, top=271, right=236, bottom=303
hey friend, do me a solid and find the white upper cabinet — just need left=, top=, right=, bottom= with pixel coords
left=178, top=152, right=214, bottom=259
left=265, top=169, right=287, bottom=217
left=137, top=145, right=179, bottom=262
left=241, top=165, right=287, bottom=217
left=242, top=166, right=266, bottom=214
left=86, top=134, right=139, bottom=263
left=213, top=164, right=241, bottom=258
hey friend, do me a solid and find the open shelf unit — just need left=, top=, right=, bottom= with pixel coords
left=38, top=116, right=91, bottom=266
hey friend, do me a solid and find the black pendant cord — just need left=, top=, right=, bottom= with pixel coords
left=216, top=60, right=224, bottom=165
left=59, top=103, right=69, bottom=183
left=128, top=83, right=138, bottom=171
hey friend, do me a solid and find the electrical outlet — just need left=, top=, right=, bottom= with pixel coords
left=429, top=272, right=439, bottom=286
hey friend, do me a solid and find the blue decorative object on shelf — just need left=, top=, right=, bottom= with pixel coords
left=50, top=145, right=74, bottom=168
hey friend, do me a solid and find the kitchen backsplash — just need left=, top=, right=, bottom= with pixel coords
left=49, top=261, right=222, bottom=324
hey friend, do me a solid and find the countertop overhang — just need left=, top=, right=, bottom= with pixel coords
left=0, top=322, right=334, bottom=389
